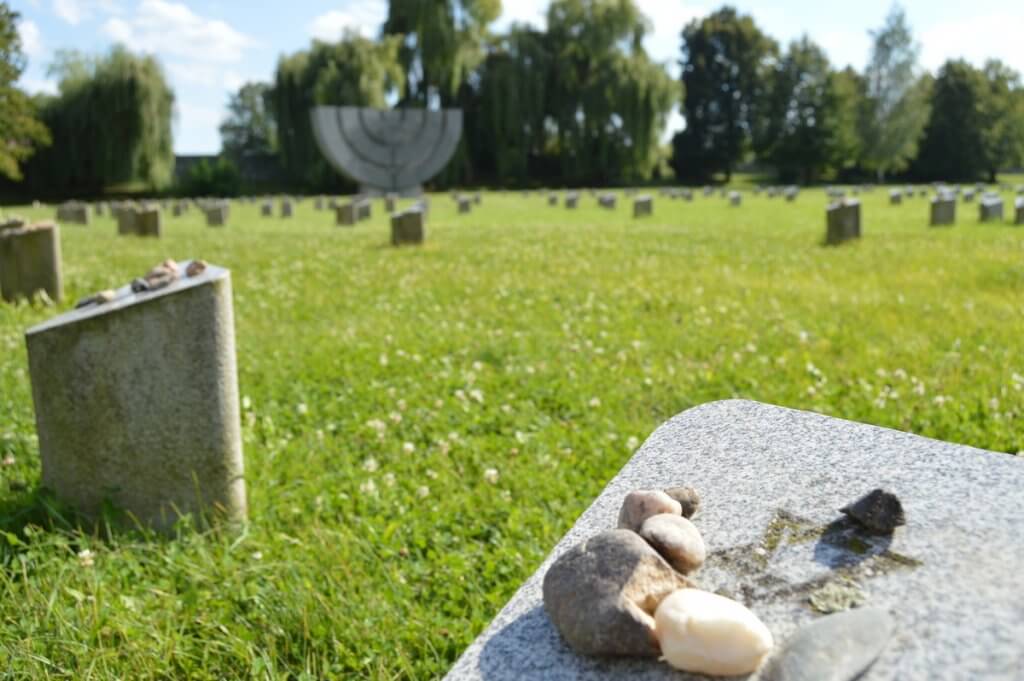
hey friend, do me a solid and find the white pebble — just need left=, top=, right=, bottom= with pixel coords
left=655, top=589, right=773, bottom=676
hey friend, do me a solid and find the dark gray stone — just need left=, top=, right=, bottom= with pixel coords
left=261, top=202, right=273, bottom=217
left=55, top=202, right=89, bottom=225
left=391, top=208, right=425, bottom=246
left=826, top=199, right=861, bottom=245
left=541, top=529, right=690, bottom=658
left=663, top=486, right=700, bottom=518
left=762, top=608, right=894, bottom=681
left=930, top=197, right=956, bottom=226
left=633, top=196, right=653, bottom=218
left=280, top=199, right=293, bottom=218
left=841, top=489, right=905, bottom=533
left=205, top=203, right=229, bottom=227
left=889, top=190, right=902, bottom=206
left=336, top=203, right=356, bottom=226
left=565, top=193, right=578, bottom=209
left=311, top=106, right=463, bottom=194
left=979, top=196, right=1003, bottom=223
left=1015, top=197, right=1024, bottom=225
left=445, top=400, right=1024, bottom=680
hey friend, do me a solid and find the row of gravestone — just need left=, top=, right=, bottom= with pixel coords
left=827, top=196, right=1024, bottom=245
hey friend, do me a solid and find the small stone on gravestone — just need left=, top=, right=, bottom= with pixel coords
left=0, top=221, right=62, bottom=304
left=930, top=196, right=956, bottom=227
left=979, top=195, right=1003, bottom=223
left=391, top=208, right=425, bottom=246
left=444, top=399, right=1024, bottom=681
left=826, top=199, right=861, bottom=245
left=25, top=260, right=245, bottom=532
left=633, top=195, right=653, bottom=218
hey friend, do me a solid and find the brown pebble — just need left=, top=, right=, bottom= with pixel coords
left=617, top=490, right=682, bottom=532
left=664, top=486, right=700, bottom=518
left=186, top=260, right=208, bottom=277
left=639, top=513, right=707, bottom=574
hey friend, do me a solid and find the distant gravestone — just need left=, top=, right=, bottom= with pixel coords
left=458, top=196, right=472, bottom=214
left=314, top=196, right=325, bottom=211
left=117, top=206, right=139, bottom=236
left=280, top=200, right=293, bottom=218
left=261, top=202, right=273, bottom=217
left=336, top=203, right=356, bottom=226
left=172, top=203, right=184, bottom=218
left=930, top=196, right=956, bottom=227
left=784, top=187, right=798, bottom=202
left=979, top=195, right=1004, bottom=223
left=391, top=208, right=425, bottom=246
left=889, top=190, right=903, bottom=206
left=474, top=193, right=482, bottom=205
left=633, top=195, right=653, bottom=218
left=356, top=199, right=372, bottom=221
left=0, top=220, right=62, bottom=303
left=385, top=194, right=397, bottom=212
left=548, top=194, right=558, bottom=207
left=565, top=193, right=579, bottom=209
left=25, top=261, right=246, bottom=532
left=311, top=106, right=462, bottom=194
left=444, top=399, right=1024, bottom=681
left=56, top=202, right=89, bottom=226
left=136, top=206, right=162, bottom=237
left=703, top=186, right=713, bottom=197
left=1015, top=197, right=1024, bottom=226
left=826, top=199, right=861, bottom=245
left=598, top=194, right=617, bottom=209
left=962, top=189, right=976, bottom=203
left=729, top=191, right=742, bottom=207
left=205, top=203, right=229, bottom=227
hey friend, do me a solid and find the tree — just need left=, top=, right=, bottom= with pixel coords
left=179, top=157, right=241, bottom=197
left=671, top=6, right=777, bottom=183
left=912, top=60, right=987, bottom=181
left=0, top=4, right=50, bottom=181
left=22, top=46, right=174, bottom=194
left=756, top=38, right=864, bottom=183
left=859, top=5, right=930, bottom=181
left=270, top=31, right=404, bottom=191
left=219, top=82, right=276, bottom=160
left=383, top=0, right=500, bottom=106
left=978, top=60, right=1024, bottom=181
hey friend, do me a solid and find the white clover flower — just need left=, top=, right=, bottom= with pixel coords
left=362, top=458, right=379, bottom=473
left=470, top=389, right=484, bottom=404
left=483, top=468, right=500, bottom=484
left=241, top=396, right=252, bottom=410
left=426, top=469, right=438, bottom=479
left=77, top=549, right=95, bottom=568
left=389, top=411, right=402, bottom=424
left=402, top=442, right=415, bottom=454
left=397, top=399, right=407, bottom=411
left=366, top=419, right=386, bottom=433
left=296, top=403, right=308, bottom=416
left=626, top=436, right=640, bottom=450
left=251, top=551, right=263, bottom=561
left=383, top=473, right=396, bottom=487
left=455, top=389, right=467, bottom=402
left=359, top=479, right=378, bottom=495
left=416, top=486, right=430, bottom=499
left=588, top=397, right=602, bottom=408
left=379, top=354, right=389, bottom=366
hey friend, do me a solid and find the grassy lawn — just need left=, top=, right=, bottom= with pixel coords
left=1, top=184, right=1022, bottom=678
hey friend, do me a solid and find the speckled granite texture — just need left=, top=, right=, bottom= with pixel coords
left=445, top=400, right=1024, bottom=680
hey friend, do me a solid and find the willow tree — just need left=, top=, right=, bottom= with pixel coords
left=383, top=0, right=500, bottom=106
left=544, top=0, right=677, bottom=185
left=0, top=4, right=50, bottom=181
left=23, top=46, right=174, bottom=194
left=271, top=31, right=404, bottom=190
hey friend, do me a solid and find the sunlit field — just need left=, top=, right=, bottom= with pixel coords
left=1, top=183, right=1022, bottom=678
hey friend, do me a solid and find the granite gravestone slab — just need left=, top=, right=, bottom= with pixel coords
left=116, top=206, right=139, bottom=236
left=598, top=194, right=617, bottom=209
left=458, top=197, right=472, bottom=214
left=548, top=194, right=559, bottom=207
left=1015, top=197, right=1024, bottom=226
left=56, top=202, right=89, bottom=225
left=930, top=196, right=956, bottom=227
left=205, top=203, right=229, bottom=227
left=445, top=400, right=1024, bottom=681
left=25, top=262, right=246, bottom=531
left=136, top=206, right=162, bottom=237
left=391, top=208, right=425, bottom=246
left=979, top=196, right=1003, bottom=223
left=280, top=199, right=293, bottom=218
left=336, top=203, right=356, bottom=226
left=565, top=194, right=579, bottom=209
left=826, top=199, right=861, bottom=245
left=729, top=191, right=742, bottom=207
left=633, top=196, right=653, bottom=218
left=889, top=190, right=902, bottom=206
left=0, top=221, right=62, bottom=303
left=261, top=202, right=273, bottom=217
left=356, top=199, right=372, bottom=221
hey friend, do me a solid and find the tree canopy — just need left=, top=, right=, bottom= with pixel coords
left=220, top=82, right=277, bottom=161
left=0, top=3, right=50, bottom=181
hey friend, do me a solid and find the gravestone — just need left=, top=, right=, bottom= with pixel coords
left=784, top=187, right=798, bottom=202
left=385, top=194, right=397, bottom=212
left=474, top=193, right=482, bottom=205
left=979, top=195, right=1003, bottom=223
left=117, top=206, right=139, bottom=236
left=315, top=196, right=325, bottom=211
left=205, top=203, right=229, bottom=227
left=445, top=399, right=1024, bottom=681
left=391, top=208, right=425, bottom=246
left=1015, top=197, right=1024, bottom=226
left=565, top=193, right=579, bottom=209
left=356, top=199, right=372, bottom=221
left=336, top=203, right=356, bottom=226
left=458, top=197, right=472, bottom=214
left=172, top=203, right=184, bottom=218
left=826, top=199, right=861, bottom=245
left=598, top=194, right=617, bottom=209
left=56, top=202, right=89, bottom=225
left=729, top=191, right=742, bottom=207
left=280, top=199, right=293, bottom=218
left=136, top=206, right=162, bottom=237
left=633, top=196, right=653, bottom=218
left=311, top=106, right=463, bottom=194
left=261, top=202, right=273, bottom=217
left=929, top=196, right=956, bottom=227
left=703, top=186, right=713, bottom=197
left=25, top=261, right=246, bottom=531
left=0, top=220, right=62, bottom=303
left=889, top=190, right=902, bottom=206
left=548, top=194, right=559, bottom=207
left=962, top=189, right=975, bottom=203
left=95, top=202, right=106, bottom=217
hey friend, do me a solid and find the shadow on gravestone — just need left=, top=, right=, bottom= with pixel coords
left=311, top=106, right=463, bottom=196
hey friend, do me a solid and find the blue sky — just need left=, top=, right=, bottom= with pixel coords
left=12, top=0, right=1024, bottom=154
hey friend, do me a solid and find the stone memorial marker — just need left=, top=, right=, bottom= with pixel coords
left=261, top=201, right=273, bottom=217
left=729, top=191, right=742, bottom=207
left=929, top=196, right=956, bottom=227
left=391, top=208, right=425, bottom=246
left=598, top=194, right=617, bottom=209
left=979, top=195, right=1003, bottom=223
left=336, top=203, right=356, bottom=226
left=633, top=195, right=653, bottom=218
left=889, top=190, right=902, bottom=206
left=548, top=194, right=559, bottom=207
left=172, top=203, right=184, bottom=218
left=385, top=194, right=397, bottom=212
left=474, top=192, right=482, bottom=205
left=315, top=196, right=325, bottom=211
left=784, top=187, right=798, bottom=202
left=356, top=199, right=372, bottom=221
left=25, top=260, right=246, bottom=531
left=116, top=205, right=139, bottom=236
left=205, top=203, right=229, bottom=227
left=95, top=202, right=105, bottom=217
left=565, top=193, right=579, bottom=209
left=962, top=189, right=975, bottom=203
left=703, top=186, right=713, bottom=197
left=136, top=206, right=162, bottom=237
left=458, top=196, right=472, bottom=214
left=56, top=201, right=90, bottom=225
left=280, top=199, right=293, bottom=218
left=0, top=220, right=62, bottom=303
left=1015, top=197, right=1024, bottom=226
left=445, top=399, right=1024, bottom=681
left=311, top=106, right=462, bottom=194
left=826, top=199, right=861, bottom=245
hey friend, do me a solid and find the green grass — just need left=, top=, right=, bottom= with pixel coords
left=1, top=184, right=1023, bottom=679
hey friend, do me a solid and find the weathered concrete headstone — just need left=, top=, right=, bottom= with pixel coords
left=136, top=206, right=162, bottom=237
left=457, top=196, right=472, bottom=214
left=0, top=220, right=62, bottom=303
left=548, top=194, right=559, bottom=207
left=1015, top=197, right=1024, bottom=226
left=311, top=106, right=463, bottom=194
left=117, top=206, right=139, bottom=236
left=930, top=196, right=956, bottom=227
left=784, top=187, right=798, bottom=202
left=391, top=208, right=425, bottom=246
left=205, top=203, right=229, bottom=227
left=280, top=199, right=293, bottom=218
left=889, top=190, right=902, bottom=206
left=385, top=194, right=397, bottom=212
left=826, top=199, right=861, bottom=245
left=315, top=196, right=325, bottom=211
left=336, top=203, right=356, bottom=226
left=25, top=261, right=246, bottom=531
left=356, top=199, right=372, bottom=221
left=598, top=194, right=617, bottom=209
left=444, top=399, right=1024, bottom=681
left=962, top=189, right=976, bottom=203
left=979, top=195, right=1003, bottom=223
left=633, top=196, right=653, bottom=218
left=565, top=193, right=579, bottom=209
left=729, top=191, right=742, bottom=207
left=56, top=201, right=89, bottom=226
left=261, top=201, right=273, bottom=217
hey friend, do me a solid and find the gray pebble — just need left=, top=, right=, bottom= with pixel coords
left=841, top=489, right=905, bottom=533
left=763, top=608, right=894, bottom=681
left=663, top=486, right=700, bottom=518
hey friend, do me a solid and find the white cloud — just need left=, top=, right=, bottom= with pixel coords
left=102, top=0, right=255, bottom=63
left=52, top=0, right=85, bottom=24
left=919, top=11, right=1024, bottom=72
left=174, top=100, right=224, bottom=154
left=17, top=19, right=43, bottom=58
left=493, top=0, right=547, bottom=31
left=636, top=1, right=706, bottom=77
left=18, top=76, right=59, bottom=95
left=308, top=2, right=387, bottom=42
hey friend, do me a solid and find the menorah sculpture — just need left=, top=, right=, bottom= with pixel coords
left=310, top=107, right=463, bottom=195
